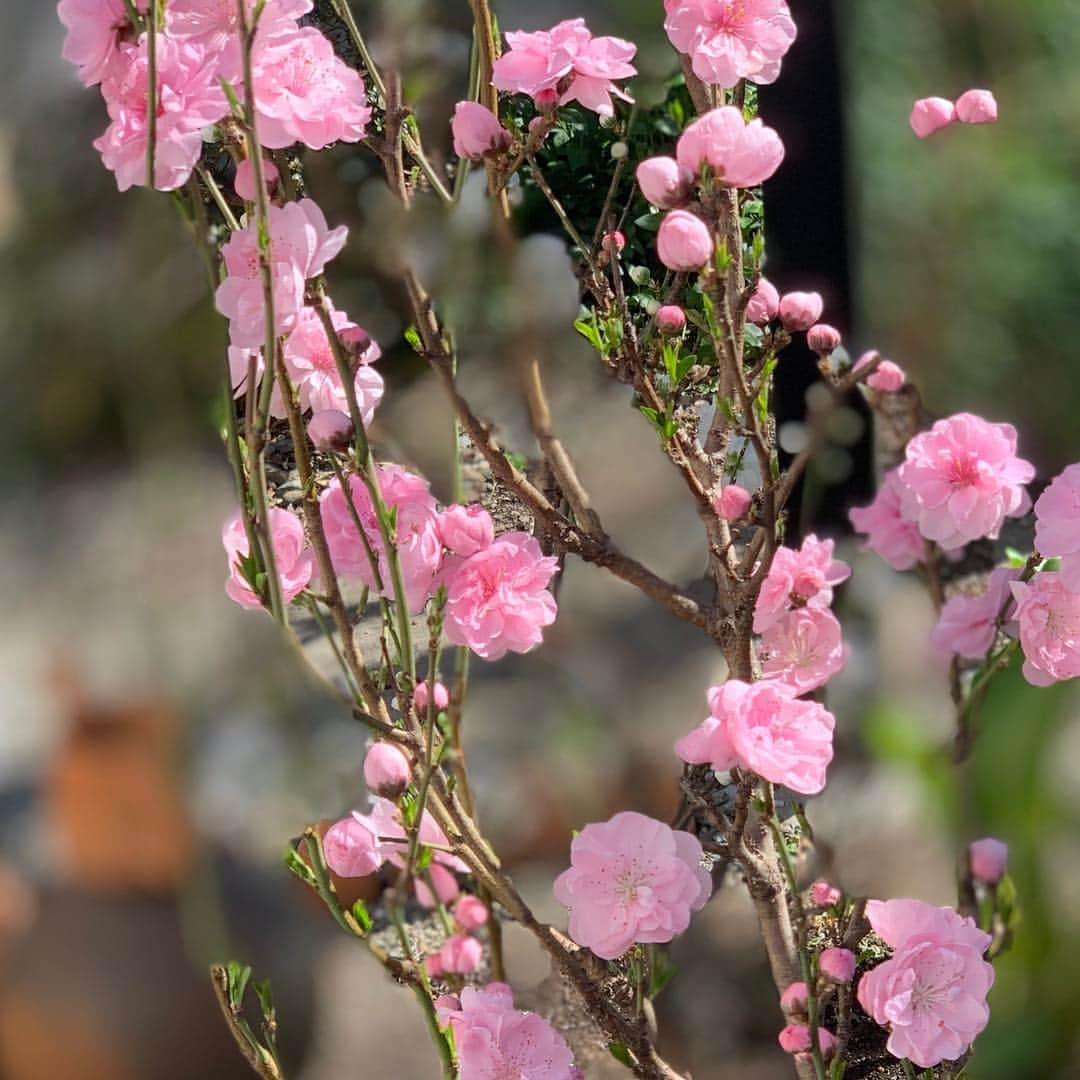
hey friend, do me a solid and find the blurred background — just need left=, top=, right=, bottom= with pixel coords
left=1, top=0, right=1078, bottom=1077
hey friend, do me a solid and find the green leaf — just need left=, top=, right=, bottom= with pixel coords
left=253, top=979, right=275, bottom=1019
left=403, top=325, right=424, bottom=355
left=227, top=961, right=252, bottom=1009
left=351, top=899, right=374, bottom=934
left=284, top=845, right=317, bottom=888
left=608, top=1042, right=634, bottom=1067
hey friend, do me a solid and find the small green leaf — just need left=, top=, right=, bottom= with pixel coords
left=403, top=325, right=424, bottom=355
left=608, top=1042, right=634, bottom=1067
left=253, top=978, right=275, bottom=1019
left=227, top=961, right=252, bottom=1009
left=284, top=845, right=317, bottom=888
left=351, top=899, right=374, bottom=934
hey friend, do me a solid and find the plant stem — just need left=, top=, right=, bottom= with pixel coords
left=146, top=1, right=158, bottom=188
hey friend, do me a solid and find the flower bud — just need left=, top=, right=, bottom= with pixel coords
left=818, top=947, right=856, bottom=984
left=602, top=230, right=626, bottom=256
left=968, top=836, right=1008, bottom=885
left=307, top=408, right=354, bottom=451
left=778, top=1024, right=811, bottom=1054
left=657, top=211, right=713, bottom=272
left=424, top=953, right=444, bottom=978
left=454, top=895, right=490, bottom=930
left=955, top=89, right=997, bottom=125
left=867, top=359, right=906, bottom=393
left=807, top=323, right=842, bottom=356
left=746, top=277, right=780, bottom=326
left=363, top=742, right=412, bottom=799
left=715, top=484, right=752, bottom=521
left=414, top=680, right=450, bottom=714
left=534, top=87, right=559, bottom=113
left=779, top=291, right=824, bottom=332
left=438, top=503, right=495, bottom=557
left=438, top=933, right=483, bottom=974
left=323, top=813, right=382, bottom=878
left=910, top=96, right=956, bottom=139
left=452, top=101, right=512, bottom=161
left=655, top=305, right=687, bottom=335
left=809, top=880, right=841, bottom=908
left=234, top=157, right=279, bottom=202
left=636, top=156, right=693, bottom=209
left=780, top=981, right=808, bottom=1015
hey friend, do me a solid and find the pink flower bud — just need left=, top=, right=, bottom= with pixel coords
left=715, top=484, right=752, bottom=521
left=867, top=359, right=906, bottom=393
left=809, top=880, right=841, bottom=908
left=807, top=323, right=842, bottom=356
left=323, top=813, right=382, bottom=878
left=955, top=89, right=998, bottom=125
left=636, top=156, right=693, bottom=209
left=451, top=101, right=512, bottom=161
left=234, top=157, right=279, bottom=201
left=746, top=277, right=780, bottom=325
left=414, top=680, right=450, bottom=714
left=779, top=291, right=824, bottom=331
left=817, top=1029, right=839, bottom=1059
left=780, top=981, right=808, bottom=1015
left=602, top=230, right=626, bottom=255
left=655, top=305, right=687, bottom=335
left=778, top=1024, right=811, bottom=1054
left=363, top=742, right=412, bottom=799
left=534, top=87, right=559, bottom=113
left=438, top=933, right=483, bottom=974
left=818, top=947, right=856, bottom=984
left=307, top=408, right=354, bottom=451
left=454, top=895, right=490, bottom=930
left=968, top=837, right=1008, bottom=884
left=424, top=953, right=444, bottom=978
left=438, top=503, right=495, bottom=557
left=657, top=210, right=714, bottom=272
left=910, top=96, right=956, bottom=139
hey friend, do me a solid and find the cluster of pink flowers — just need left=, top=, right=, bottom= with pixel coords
left=676, top=679, right=836, bottom=795
left=222, top=506, right=315, bottom=609
left=754, top=534, right=850, bottom=632
left=60, top=0, right=370, bottom=191
left=910, top=89, right=999, bottom=139
left=436, top=984, right=579, bottom=1079
left=663, top=0, right=797, bottom=89
left=857, top=899, right=994, bottom=1068
left=492, top=18, right=637, bottom=118
left=425, top=895, right=491, bottom=979
left=553, top=811, right=711, bottom=960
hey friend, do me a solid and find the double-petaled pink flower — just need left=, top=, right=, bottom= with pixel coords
left=94, top=34, right=229, bottom=191
left=759, top=606, right=848, bottom=694
left=553, top=811, right=711, bottom=960
left=442, top=533, right=559, bottom=660
left=1010, top=572, right=1080, bottom=686
left=438, top=504, right=496, bottom=558
left=1034, top=463, right=1080, bottom=590
left=676, top=106, right=785, bottom=188
left=664, top=0, right=797, bottom=88
left=857, top=898, right=994, bottom=1069
left=897, top=413, right=1034, bottom=551
left=492, top=18, right=637, bottom=118
left=929, top=566, right=1019, bottom=663
left=676, top=680, right=835, bottom=795
left=849, top=469, right=925, bottom=572
left=222, top=507, right=314, bottom=609
left=320, top=466, right=443, bottom=613
left=754, top=534, right=851, bottom=633
left=58, top=0, right=146, bottom=86
left=167, top=0, right=311, bottom=47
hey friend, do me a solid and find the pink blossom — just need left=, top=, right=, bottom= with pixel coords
left=753, top=534, right=851, bottom=633
left=234, top=157, right=280, bottom=202
left=319, top=466, right=443, bottom=613
left=778, top=291, right=824, bottom=332
left=858, top=899, right=993, bottom=1069
left=435, top=933, right=483, bottom=975
left=759, top=606, right=848, bottom=694
left=602, top=230, right=626, bottom=256
left=366, top=795, right=469, bottom=883
left=414, top=680, right=450, bottom=714
left=854, top=351, right=906, bottom=393
left=663, top=0, right=797, bottom=89
left=553, top=811, right=711, bottom=960
left=451, top=102, right=512, bottom=160
left=492, top=19, right=637, bottom=118
left=897, top=413, right=1034, bottom=551
left=807, top=324, right=841, bottom=356
left=780, top=981, right=808, bottom=1014
left=968, top=837, right=1008, bottom=885
left=438, top=984, right=577, bottom=1080
left=819, top=947, right=855, bottom=983
left=746, top=277, right=780, bottom=325
left=323, top=812, right=382, bottom=878
left=910, top=97, right=956, bottom=139
left=307, top=409, right=353, bottom=451
left=675, top=106, right=785, bottom=188
left=1010, top=572, right=1080, bottom=686
left=216, top=199, right=348, bottom=348
left=657, top=210, right=714, bottom=271
left=777, top=1024, right=811, bottom=1054
left=715, top=483, right=752, bottom=521
left=656, top=305, right=688, bottom=335
left=955, top=89, right=998, bottom=125
left=363, top=742, right=412, bottom=799
left=849, top=468, right=926, bottom=572
left=1034, top=464, right=1080, bottom=588
left=58, top=0, right=145, bottom=86
left=676, top=680, right=836, bottom=796
left=454, top=895, right=489, bottom=931
left=166, top=0, right=311, bottom=47
left=221, top=507, right=314, bottom=609
left=94, top=34, right=228, bottom=191
left=636, top=156, right=693, bottom=209
left=438, top=504, right=496, bottom=558
left=282, top=305, right=384, bottom=422
left=810, top=880, right=841, bottom=908
left=415, top=863, right=462, bottom=909
left=929, top=566, right=1019, bottom=662
left=250, top=22, right=372, bottom=149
